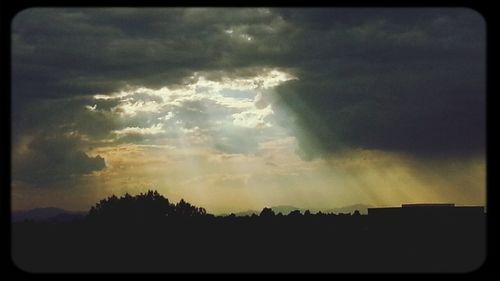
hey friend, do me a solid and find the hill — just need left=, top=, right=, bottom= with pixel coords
left=11, top=207, right=87, bottom=222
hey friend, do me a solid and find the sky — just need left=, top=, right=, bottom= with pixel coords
left=11, top=8, right=486, bottom=214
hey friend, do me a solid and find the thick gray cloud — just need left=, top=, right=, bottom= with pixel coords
left=12, top=8, right=288, bottom=99
left=12, top=136, right=106, bottom=185
left=12, top=7, right=486, bottom=170
left=271, top=8, right=485, bottom=159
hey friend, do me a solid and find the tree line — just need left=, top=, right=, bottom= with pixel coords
left=86, top=190, right=361, bottom=222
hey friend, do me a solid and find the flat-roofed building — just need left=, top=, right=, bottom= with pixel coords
left=368, top=203, right=484, bottom=218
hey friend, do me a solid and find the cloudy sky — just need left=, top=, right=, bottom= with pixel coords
left=11, top=8, right=485, bottom=214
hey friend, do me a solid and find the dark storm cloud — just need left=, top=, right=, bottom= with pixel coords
left=11, top=96, right=121, bottom=144
left=271, top=8, right=486, bottom=159
left=12, top=136, right=106, bottom=185
left=12, top=8, right=286, bottom=99
left=12, top=7, right=486, bottom=164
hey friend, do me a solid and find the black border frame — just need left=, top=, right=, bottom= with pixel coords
left=1, top=0, right=495, bottom=277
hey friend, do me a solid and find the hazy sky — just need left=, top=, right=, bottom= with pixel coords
left=11, top=8, right=486, bottom=213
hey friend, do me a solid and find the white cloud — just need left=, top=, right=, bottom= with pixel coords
left=87, top=68, right=296, bottom=149
left=112, top=99, right=163, bottom=117
left=232, top=104, right=274, bottom=128
left=158, top=111, right=174, bottom=121
left=85, top=104, right=97, bottom=111
left=112, top=123, right=165, bottom=136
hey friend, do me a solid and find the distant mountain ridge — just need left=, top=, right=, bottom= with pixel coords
left=11, top=207, right=87, bottom=222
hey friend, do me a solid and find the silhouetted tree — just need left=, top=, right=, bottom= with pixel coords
left=260, top=207, right=275, bottom=218
left=87, top=190, right=210, bottom=222
left=288, top=210, right=302, bottom=217
left=172, top=199, right=207, bottom=217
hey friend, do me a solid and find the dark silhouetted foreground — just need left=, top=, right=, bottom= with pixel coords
left=12, top=191, right=485, bottom=272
